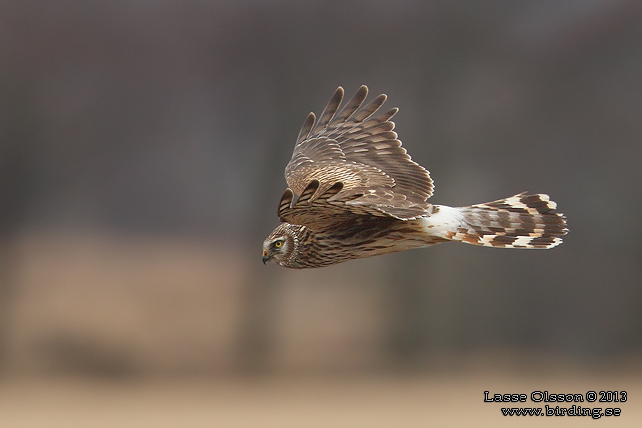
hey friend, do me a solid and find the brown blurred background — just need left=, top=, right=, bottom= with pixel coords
left=1, top=0, right=641, bottom=426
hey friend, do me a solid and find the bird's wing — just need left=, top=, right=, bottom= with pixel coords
left=282, top=86, right=434, bottom=229
left=277, top=180, right=395, bottom=232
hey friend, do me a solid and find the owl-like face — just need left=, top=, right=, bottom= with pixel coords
left=262, top=224, right=293, bottom=266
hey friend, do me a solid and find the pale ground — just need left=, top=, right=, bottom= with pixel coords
left=0, top=372, right=639, bottom=428
left=4, top=233, right=641, bottom=427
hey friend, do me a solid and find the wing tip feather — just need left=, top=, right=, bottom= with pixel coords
left=297, top=112, right=316, bottom=144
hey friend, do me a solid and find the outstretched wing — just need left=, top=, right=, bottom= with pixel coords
left=281, top=86, right=434, bottom=229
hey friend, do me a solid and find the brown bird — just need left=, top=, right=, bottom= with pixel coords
left=262, top=86, right=567, bottom=268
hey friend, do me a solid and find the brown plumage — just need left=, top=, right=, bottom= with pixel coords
left=262, top=86, right=568, bottom=268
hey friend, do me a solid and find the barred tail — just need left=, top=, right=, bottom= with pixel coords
left=445, top=193, right=568, bottom=249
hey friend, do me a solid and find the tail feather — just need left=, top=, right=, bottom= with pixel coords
left=444, top=193, right=568, bottom=249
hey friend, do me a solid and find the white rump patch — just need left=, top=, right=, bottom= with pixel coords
left=418, top=205, right=464, bottom=236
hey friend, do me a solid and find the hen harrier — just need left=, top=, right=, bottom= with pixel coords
left=262, top=86, right=567, bottom=268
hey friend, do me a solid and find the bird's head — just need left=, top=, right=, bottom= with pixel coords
left=262, top=223, right=298, bottom=267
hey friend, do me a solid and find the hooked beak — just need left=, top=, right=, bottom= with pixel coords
left=262, top=249, right=270, bottom=265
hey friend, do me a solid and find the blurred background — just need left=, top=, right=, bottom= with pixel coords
left=1, top=0, right=641, bottom=426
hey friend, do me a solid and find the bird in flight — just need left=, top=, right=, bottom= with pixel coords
left=262, top=86, right=567, bottom=268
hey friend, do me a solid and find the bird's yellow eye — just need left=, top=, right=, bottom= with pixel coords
left=274, top=240, right=283, bottom=248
